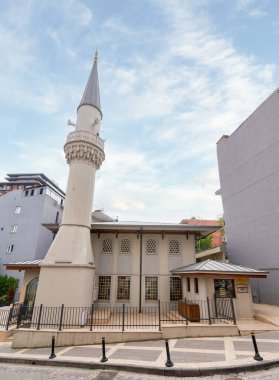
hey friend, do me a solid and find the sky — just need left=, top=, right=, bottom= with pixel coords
left=0, top=0, right=278, bottom=223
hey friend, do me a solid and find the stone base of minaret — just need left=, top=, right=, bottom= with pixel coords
left=34, top=225, right=95, bottom=307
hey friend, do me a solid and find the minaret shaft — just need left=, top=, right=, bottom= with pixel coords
left=34, top=56, right=105, bottom=308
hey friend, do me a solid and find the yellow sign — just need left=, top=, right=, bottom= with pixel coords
left=235, top=277, right=247, bottom=285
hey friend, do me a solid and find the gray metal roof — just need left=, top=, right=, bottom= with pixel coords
left=78, top=56, right=102, bottom=116
left=5, top=259, right=43, bottom=267
left=171, top=259, right=268, bottom=276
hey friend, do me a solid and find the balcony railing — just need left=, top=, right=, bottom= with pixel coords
left=65, top=130, right=104, bottom=150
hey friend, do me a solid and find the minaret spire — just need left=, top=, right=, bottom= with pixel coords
left=78, top=50, right=102, bottom=117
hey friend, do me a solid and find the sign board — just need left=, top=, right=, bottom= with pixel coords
left=236, top=284, right=248, bottom=293
left=235, top=277, right=247, bottom=285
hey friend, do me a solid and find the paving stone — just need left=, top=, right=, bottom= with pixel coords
left=109, top=348, right=161, bottom=361
left=234, top=340, right=279, bottom=353
left=174, top=339, right=224, bottom=350
left=124, top=340, right=165, bottom=347
left=256, top=332, right=279, bottom=340
left=170, top=350, right=225, bottom=363
left=24, top=347, right=67, bottom=356
left=61, top=346, right=101, bottom=358
left=0, top=346, right=24, bottom=354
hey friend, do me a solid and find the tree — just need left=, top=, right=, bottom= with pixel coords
left=196, top=234, right=213, bottom=252
left=0, top=275, right=19, bottom=305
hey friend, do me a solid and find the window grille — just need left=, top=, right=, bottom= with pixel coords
left=120, top=238, right=131, bottom=254
left=98, top=276, right=111, bottom=300
left=194, top=278, right=199, bottom=294
left=169, top=240, right=180, bottom=255
left=170, top=277, right=182, bottom=301
left=6, top=244, right=14, bottom=253
left=10, top=225, right=17, bottom=233
left=146, top=238, right=157, bottom=254
left=117, top=276, right=130, bottom=300
left=101, top=238, right=113, bottom=254
left=14, top=206, right=21, bottom=214
left=145, top=277, right=158, bottom=300
left=187, top=277, right=191, bottom=292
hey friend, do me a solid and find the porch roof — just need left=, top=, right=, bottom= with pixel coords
left=43, top=221, right=220, bottom=237
left=5, top=259, right=42, bottom=271
left=171, top=259, right=268, bottom=278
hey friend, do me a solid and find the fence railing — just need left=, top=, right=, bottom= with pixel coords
left=0, top=297, right=236, bottom=332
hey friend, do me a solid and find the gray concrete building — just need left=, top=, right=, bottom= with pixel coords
left=0, top=174, right=65, bottom=298
left=217, top=88, right=279, bottom=305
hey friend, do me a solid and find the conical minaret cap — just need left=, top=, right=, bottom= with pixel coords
left=78, top=51, right=102, bottom=117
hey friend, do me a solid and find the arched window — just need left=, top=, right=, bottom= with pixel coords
left=169, top=240, right=180, bottom=255
left=120, top=238, right=131, bottom=254
left=101, top=238, right=113, bottom=254
left=146, top=238, right=157, bottom=254
left=24, top=277, right=39, bottom=306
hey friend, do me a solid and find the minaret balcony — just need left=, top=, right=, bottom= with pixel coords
left=64, top=130, right=105, bottom=169
left=66, top=130, right=105, bottom=151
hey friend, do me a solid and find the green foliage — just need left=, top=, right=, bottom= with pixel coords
left=0, top=275, right=19, bottom=305
left=196, top=234, right=213, bottom=252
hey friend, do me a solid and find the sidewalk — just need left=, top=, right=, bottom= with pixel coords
left=1, top=331, right=279, bottom=377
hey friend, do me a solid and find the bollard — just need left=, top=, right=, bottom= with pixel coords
left=49, top=336, right=56, bottom=359
left=165, top=339, right=174, bottom=367
left=251, top=332, right=263, bottom=361
left=100, top=337, right=108, bottom=362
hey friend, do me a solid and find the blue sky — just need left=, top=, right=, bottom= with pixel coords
left=0, top=0, right=278, bottom=222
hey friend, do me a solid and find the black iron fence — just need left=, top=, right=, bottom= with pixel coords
left=0, top=297, right=236, bottom=332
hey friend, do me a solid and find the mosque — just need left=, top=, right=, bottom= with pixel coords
left=5, top=53, right=267, bottom=344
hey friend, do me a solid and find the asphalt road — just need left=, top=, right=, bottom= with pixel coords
left=0, top=363, right=279, bottom=380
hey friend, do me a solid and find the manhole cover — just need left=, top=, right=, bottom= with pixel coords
left=94, top=371, right=118, bottom=380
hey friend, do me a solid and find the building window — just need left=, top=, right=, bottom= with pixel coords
left=10, top=225, right=17, bottom=233
left=98, top=276, right=111, bottom=300
left=170, top=277, right=182, bottom=301
left=146, top=238, right=157, bottom=254
left=39, top=188, right=44, bottom=195
left=145, top=277, right=158, bottom=301
left=187, top=277, right=191, bottom=292
left=101, top=238, right=113, bottom=254
left=194, top=278, right=199, bottom=294
left=55, top=212, right=59, bottom=224
left=214, top=279, right=236, bottom=298
left=120, top=238, right=131, bottom=254
left=30, top=189, right=34, bottom=196
left=25, top=190, right=28, bottom=196
left=14, top=206, right=21, bottom=214
left=6, top=244, right=14, bottom=253
left=169, top=240, right=180, bottom=255
left=117, top=276, right=130, bottom=300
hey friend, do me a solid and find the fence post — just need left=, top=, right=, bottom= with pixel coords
left=16, top=304, right=23, bottom=329
left=5, top=303, right=15, bottom=331
left=158, top=300, right=161, bottom=331
left=59, top=304, right=64, bottom=331
left=122, top=304, right=125, bottom=332
left=214, top=295, right=218, bottom=318
left=206, top=297, right=212, bottom=325
left=90, top=304, right=94, bottom=331
left=37, top=304, right=43, bottom=330
left=230, top=297, right=236, bottom=324
left=184, top=297, right=188, bottom=325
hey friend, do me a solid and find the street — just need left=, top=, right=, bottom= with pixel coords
left=0, top=363, right=279, bottom=380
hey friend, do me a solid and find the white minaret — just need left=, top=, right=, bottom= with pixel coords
left=35, top=52, right=105, bottom=307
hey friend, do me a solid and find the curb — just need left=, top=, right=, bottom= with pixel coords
left=0, top=356, right=279, bottom=377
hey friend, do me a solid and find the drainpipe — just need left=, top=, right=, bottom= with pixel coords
left=139, top=227, right=143, bottom=313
